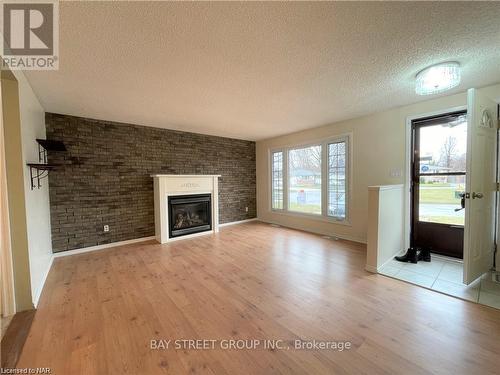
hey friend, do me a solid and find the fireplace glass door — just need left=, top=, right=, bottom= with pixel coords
left=168, top=194, right=212, bottom=238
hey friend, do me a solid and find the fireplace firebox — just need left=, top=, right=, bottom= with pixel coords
left=168, top=194, right=212, bottom=238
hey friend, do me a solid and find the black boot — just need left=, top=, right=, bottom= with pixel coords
left=395, top=248, right=418, bottom=263
left=418, top=247, right=431, bottom=262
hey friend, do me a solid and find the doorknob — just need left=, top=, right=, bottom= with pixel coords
left=455, top=193, right=466, bottom=211
left=472, top=192, right=484, bottom=199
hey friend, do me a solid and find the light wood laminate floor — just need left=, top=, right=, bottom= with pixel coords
left=17, top=222, right=500, bottom=374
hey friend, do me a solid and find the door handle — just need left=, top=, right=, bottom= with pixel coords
left=455, top=192, right=466, bottom=211
left=472, top=192, right=484, bottom=199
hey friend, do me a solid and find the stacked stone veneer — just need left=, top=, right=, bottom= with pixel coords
left=46, top=113, right=256, bottom=252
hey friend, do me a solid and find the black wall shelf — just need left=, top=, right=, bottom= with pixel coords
left=36, top=138, right=66, bottom=163
left=27, top=163, right=56, bottom=190
left=26, top=139, right=66, bottom=190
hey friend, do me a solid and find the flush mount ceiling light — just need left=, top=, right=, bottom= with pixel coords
left=415, top=62, right=461, bottom=95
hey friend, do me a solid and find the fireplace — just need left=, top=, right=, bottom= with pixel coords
left=168, top=194, right=212, bottom=238
left=152, top=174, right=220, bottom=243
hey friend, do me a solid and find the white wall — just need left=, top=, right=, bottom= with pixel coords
left=12, top=69, right=53, bottom=306
left=256, top=84, right=500, bottom=244
left=366, top=185, right=404, bottom=272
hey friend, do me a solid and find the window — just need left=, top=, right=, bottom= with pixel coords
left=270, top=135, right=350, bottom=222
left=271, top=151, right=283, bottom=209
left=327, top=141, right=347, bottom=219
left=288, top=145, right=322, bottom=214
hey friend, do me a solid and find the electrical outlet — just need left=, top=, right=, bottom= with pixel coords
left=245, top=206, right=249, bottom=212
left=103, top=225, right=109, bottom=232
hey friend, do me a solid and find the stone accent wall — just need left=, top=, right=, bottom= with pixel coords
left=45, top=113, right=256, bottom=252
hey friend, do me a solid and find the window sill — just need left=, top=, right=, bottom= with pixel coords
left=269, top=209, right=352, bottom=226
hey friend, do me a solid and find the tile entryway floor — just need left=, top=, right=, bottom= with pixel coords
left=380, top=256, right=500, bottom=310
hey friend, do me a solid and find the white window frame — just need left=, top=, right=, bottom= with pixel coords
left=268, top=133, right=352, bottom=226
left=270, top=149, right=285, bottom=210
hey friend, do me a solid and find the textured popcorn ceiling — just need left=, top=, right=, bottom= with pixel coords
left=25, top=2, right=500, bottom=140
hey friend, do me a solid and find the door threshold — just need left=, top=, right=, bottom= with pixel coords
left=432, top=253, right=463, bottom=264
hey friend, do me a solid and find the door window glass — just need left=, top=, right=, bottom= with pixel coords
left=419, top=118, right=467, bottom=174
left=418, top=175, right=465, bottom=225
left=417, top=117, right=467, bottom=226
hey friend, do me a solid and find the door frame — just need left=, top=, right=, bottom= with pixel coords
left=497, top=104, right=500, bottom=271
left=0, top=73, right=16, bottom=317
left=404, top=105, right=467, bottom=252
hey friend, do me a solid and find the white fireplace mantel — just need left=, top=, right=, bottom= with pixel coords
left=151, top=174, right=221, bottom=243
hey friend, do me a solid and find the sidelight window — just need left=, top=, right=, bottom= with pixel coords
left=271, top=151, right=284, bottom=210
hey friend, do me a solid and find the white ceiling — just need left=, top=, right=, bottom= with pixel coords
left=25, top=2, right=500, bottom=141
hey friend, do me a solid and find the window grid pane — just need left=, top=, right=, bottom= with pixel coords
left=328, top=141, right=346, bottom=219
left=271, top=151, right=283, bottom=209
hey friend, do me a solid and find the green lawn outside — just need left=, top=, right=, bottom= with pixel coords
left=288, top=202, right=321, bottom=215
left=419, top=186, right=462, bottom=204
left=287, top=184, right=463, bottom=216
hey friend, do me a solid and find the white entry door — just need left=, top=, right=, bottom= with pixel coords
left=463, top=88, right=498, bottom=284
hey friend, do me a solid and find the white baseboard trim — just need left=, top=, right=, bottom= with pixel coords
left=53, top=219, right=258, bottom=259
left=219, top=218, right=258, bottom=227
left=372, top=252, right=400, bottom=274
left=257, top=218, right=367, bottom=245
left=33, top=254, right=54, bottom=308
left=53, top=236, right=156, bottom=258
left=365, top=265, right=378, bottom=273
